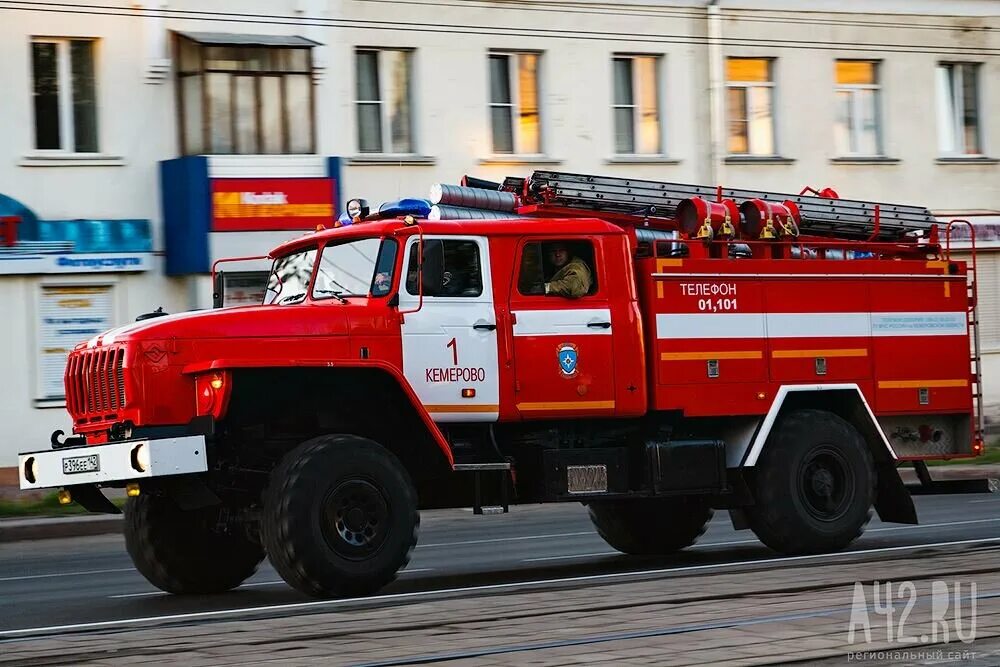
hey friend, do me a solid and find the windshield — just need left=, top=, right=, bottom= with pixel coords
left=314, top=238, right=399, bottom=299
left=264, top=248, right=317, bottom=305
left=263, top=238, right=399, bottom=305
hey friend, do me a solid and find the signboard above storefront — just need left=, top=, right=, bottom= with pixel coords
left=0, top=252, right=152, bottom=275
left=211, top=178, right=335, bottom=231
left=160, top=155, right=341, bottom=275
left=933, top=213, right=1000, bottom=249
left=0, top=192, right=153, bottom=276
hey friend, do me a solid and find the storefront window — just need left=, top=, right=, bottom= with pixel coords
left=37, top=284, right=114, bottom=402
left=175, top=33, right=316, bottom=155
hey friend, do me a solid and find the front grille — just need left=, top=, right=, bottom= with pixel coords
left=65, top=346, right=127, bottom=423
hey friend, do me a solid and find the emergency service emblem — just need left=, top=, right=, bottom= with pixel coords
left=557, top=343, right=579, bottom=378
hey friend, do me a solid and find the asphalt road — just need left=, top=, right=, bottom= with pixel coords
left=1, top=493, right=998, bottom=637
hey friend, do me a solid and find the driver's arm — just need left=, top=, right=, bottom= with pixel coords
left=545, top=261, right=592, bottom=297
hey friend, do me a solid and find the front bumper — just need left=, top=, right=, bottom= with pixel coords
left=18, top=436, right=208, bottom=491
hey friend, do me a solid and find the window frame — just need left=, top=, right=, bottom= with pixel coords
left=611, top=54, right=664, bottom=156
left=488, top=50, right=542, bottom=156
left=937, top=62, right=983, bottom=157
left=403, top=238, right=484, bottom=299
left=174, top=35, right=316, bottom=156
left=834, top=60, right=883, bottom=157
left=515, top=238, right=600, bottom=299
left=30, top=37, right=99, bottom=154
left=355, top=47, right=415, bottom=155
left=725, top=57, right=776, bottom=157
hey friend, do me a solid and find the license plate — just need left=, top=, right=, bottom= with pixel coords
left=62, top=454, right=100, bottom=475
left=567, top=465, right=608, bottom=494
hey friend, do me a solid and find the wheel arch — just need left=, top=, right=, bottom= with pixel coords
left=743, top=384, right=916, bottom=525
left=744, top=385, right=894, bottom=468
left=204, top=360, right=454, bottom=480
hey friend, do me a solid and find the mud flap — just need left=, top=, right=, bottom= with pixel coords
left=66, top=484, right=122, bottom=514
left=873, top=461, right=917, bottom=524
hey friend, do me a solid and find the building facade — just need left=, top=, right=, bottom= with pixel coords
left=1, top=0, right=998, bottom=474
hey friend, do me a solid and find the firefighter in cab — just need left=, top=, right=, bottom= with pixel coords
left=544, top=241, right=593, bottom=297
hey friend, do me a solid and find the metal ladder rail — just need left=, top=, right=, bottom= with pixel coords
left=528, top=171, right=937, bottom=224
left=526, top=170, right=937, bottom=240
left=969, top=279, right=985, bottom=445
left=947, top=220, right=985, bottom=445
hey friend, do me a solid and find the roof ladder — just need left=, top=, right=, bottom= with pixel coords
left=524, top=170, right=939, bottom=241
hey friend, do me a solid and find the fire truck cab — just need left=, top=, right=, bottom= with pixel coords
left=16, top=170, right=990, bottom=599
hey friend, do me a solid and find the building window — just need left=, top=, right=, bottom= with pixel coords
left=175, top=34, right=315, bottom=155
left=356, top=49, right=414, bottom=154
left=726, top=58, right=775, bottom=156
left=31, top=39, right=98, bottom=153
left=834, top=60, right=882, bottom=156
left=937, top=63, right=982, bottom=156
left=612, top=55, right=662, bottom=155
left=489, top=52, right=541, bottom=154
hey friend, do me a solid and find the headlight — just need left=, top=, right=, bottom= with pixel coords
left=23, top=456, right=37, bottom=484
left=131, top=443, right=151, bottom=473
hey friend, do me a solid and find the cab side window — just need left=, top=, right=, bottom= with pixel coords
left=518, top=240, right=597, bottom=298
left=405, top=239, right=483, bottom=297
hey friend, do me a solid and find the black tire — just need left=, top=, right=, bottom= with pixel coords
left=746, top=408, right=875, bottom=555
left=124, top=494, right=264, bottom=595
left=261, top=434, right=419, bottom=598
left=588, top=497, right=713, bottom=555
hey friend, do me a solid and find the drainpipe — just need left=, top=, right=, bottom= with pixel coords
left=707, top=0, right=725, bottom=187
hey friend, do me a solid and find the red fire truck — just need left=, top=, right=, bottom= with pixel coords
left=17, top=170, right=990, bottom=598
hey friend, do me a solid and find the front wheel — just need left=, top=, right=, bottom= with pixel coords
left=262, top=434, right=419, bottom=598
left=124, top=494, right=265, bottom=595
left=746, top=409, right=875, bottom=555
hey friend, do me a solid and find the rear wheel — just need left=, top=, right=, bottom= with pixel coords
left=262, top=434, right=419, bottom=598
left=746, top=409, right=875, bottom=555
left=124, top=494, right=264, bottom=595
left=588, top=498, right=713, bottom=555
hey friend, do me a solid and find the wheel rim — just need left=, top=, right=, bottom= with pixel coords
left=321, top=479, right=390, bottom=560
left=796, top=446, right=855, bottom=522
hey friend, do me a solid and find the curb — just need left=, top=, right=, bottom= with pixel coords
left=0, top=515, right=122, bottom=543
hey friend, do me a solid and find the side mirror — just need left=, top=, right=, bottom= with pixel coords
left=387, top=293, right=399, bottom=308
left=346, top=198, right=370, bottom=220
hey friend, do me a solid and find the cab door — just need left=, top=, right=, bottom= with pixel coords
left=508, top=237, right=617, bottom=418
left=399, top=235, right=500, bottom=422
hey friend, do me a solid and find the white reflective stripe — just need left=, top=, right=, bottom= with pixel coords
left=656, top=313, right=764, bottom=339
left=871, top=312, right=967, bottom=337
left=513, top=308, right=613, bottom=336
left=766, top=313, right=870, bottom=338
left=653, top=272, right=958, bottom=279
left=743, top=384, right=896, bottom=466
left=656, top=312, right=967, bottom=339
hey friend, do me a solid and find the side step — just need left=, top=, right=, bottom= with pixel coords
left=907, top=461, right=999, bottom=496
left=453, top=462, right=511, bottom=515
